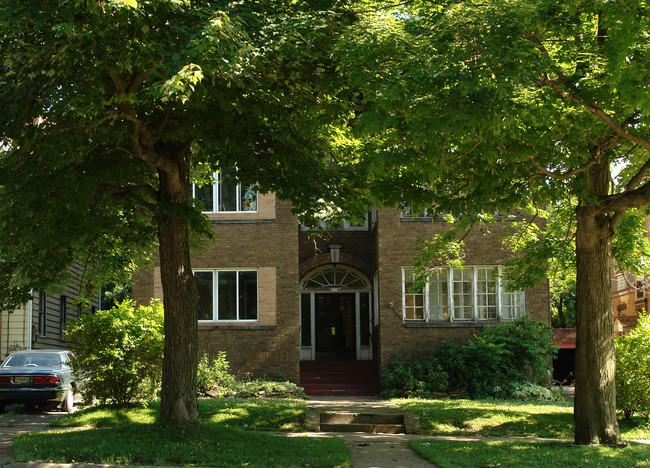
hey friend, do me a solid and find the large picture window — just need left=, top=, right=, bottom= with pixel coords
left=402, top=267, right=524, bottom=322
left=192, top=169, right=257, bottom=213
left=195, top=270, right=258, bottom=321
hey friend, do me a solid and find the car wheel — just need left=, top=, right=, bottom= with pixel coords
left=62, top=389, right=74, bottom=413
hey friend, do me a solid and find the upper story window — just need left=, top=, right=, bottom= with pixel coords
left=301, top=210, right=375, bottom=232
left=402, top=266, right=525, bottom=322
left=192, top=169, right=258, bottom=213
left=194, top=269, right=258, bottom=322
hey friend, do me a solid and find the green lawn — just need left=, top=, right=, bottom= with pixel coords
left=14, top=399, right=351, bottom=468
left=395, top=398, right=650, bottom=467
left=393, top=397, right=650, bottom=440
left=410, top=439, right=650, bottom=468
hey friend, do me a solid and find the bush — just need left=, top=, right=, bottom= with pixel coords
left=383, top=316, right=557, bottom=399
left=382, top=355, right=449, bottom=397
left=507, top=381, right=566, bottom=401
left=66, top=299, right=164, bottom=406
left=616, top=312, right=650, bottom=418
left=196, top=352, right=234, bottom=393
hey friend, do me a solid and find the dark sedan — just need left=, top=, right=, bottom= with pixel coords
left=0, top=350, right=77, bottom=413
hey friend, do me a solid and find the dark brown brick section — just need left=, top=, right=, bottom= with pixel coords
left=375, top=209, right=551, bottom=369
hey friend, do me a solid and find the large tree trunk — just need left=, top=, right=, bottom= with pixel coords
left=156, top=143, right=199, bottom=425
left=573, top=206, right=622, bottom=445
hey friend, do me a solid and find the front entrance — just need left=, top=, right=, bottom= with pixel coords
left=315, top=294, right=356, bottom=360
left=300, top=265, right=373, bottom=361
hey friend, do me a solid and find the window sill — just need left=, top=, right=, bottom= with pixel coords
left=198, top=324, right=277, bottom=330
left=209, top=218, right=276, bottom=224
left=403, top=320, right=502, bottom=328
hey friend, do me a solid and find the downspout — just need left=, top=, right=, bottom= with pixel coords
left=27, top=289, right=34, bottom=350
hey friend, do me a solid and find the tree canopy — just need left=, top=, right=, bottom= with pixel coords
left=337, top=0, right=650, bottom=445
left=0, top=0, right=365, bottom=423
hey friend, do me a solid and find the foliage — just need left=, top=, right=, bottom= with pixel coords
left=382, top=355, right=449, bottom=398
left=507, top=381, right=566, bottom=402
left=339, top=0, right=650, bottom=444
left=479, top=315, right=557, bottom=383
left=0, top=0, right=367, bottom=422
left=616, top=312, right=650, bottom=419
left=66, top=300, right=164, bottom=406
left=227, top=379, right=304, bottom=398
left=196, top=352, right=233, bottom=393
left=383, top=317, right=557, bottom=399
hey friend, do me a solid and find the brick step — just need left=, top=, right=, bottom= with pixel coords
left=301, top=377, right=380, bottom=385
left=300, top=361, right=378, bottom=369
left=300, top=360, right=381, bottom=397
left=303, top=388, right=381, bottom=396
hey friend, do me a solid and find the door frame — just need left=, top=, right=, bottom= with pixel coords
left=306, top=291, right=370, bottom=361
left=299, top=265, right=372, bottom=361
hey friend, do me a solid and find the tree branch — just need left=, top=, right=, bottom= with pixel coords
left=598, top=180, right=650, bottom=214
left=623, top=151, right=649, bottom=192
left=539, top=75, right=650, bottom=152
left=527, top=155, right=595, bottom=180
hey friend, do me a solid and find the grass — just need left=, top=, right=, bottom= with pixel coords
left=393, top=397, right=650, bottom=440
left=410, top=439, right=650, bottom=467
left=396, top=398, right=650, bottom=467
left=14, top=398, right=351, bottom=468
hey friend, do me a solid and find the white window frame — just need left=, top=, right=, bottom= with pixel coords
left=401, top=266, right=525, bottom=322
left=192, top=171, right=258, bottom=214
left=195, top=269, right=259, bottom=322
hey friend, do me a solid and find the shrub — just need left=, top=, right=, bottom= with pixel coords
left=507, top=381, right=566, bottom=401
left=616, top=312, right=650, bottom=418
left=196, top=352, right=234, bottom=393
left=383, top=317, right=557, bottom=399
left=66, top=299, right=164, bottom=406
left=479, top=315, right=557, bottom=383
left=382, top=355, right=449, bottom=397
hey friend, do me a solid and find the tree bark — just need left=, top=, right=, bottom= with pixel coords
left=156, top=143, right=199, bottom=425
left=573, top=206, right=622, bottom=445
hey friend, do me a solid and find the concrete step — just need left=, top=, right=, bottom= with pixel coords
left=320, top=412, right=404, bottom=425
left=320, top=422, right=406, bottom=434
left=316, top=411, right=406, bottom=434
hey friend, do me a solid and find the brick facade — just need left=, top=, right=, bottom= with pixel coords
left=133, top=200, right=551, bottom=385
left=375, top=209, right=550, bottom=367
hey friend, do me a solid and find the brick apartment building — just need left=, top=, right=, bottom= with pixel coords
left=133, top=182, right=550, bottom=392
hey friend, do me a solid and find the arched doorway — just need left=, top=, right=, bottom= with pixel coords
left=300, top=265, right=373, bottom=361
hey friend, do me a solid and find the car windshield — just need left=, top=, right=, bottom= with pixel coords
left=2, top=353, right=62, bottom=368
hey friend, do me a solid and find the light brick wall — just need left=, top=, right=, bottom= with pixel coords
left=375, top=208, right=551, bottom=368
left=133, top=198, right=300, bottom=383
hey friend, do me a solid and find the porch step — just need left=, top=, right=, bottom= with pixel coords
left=309, top=411, right=412, bottom=434
left=300, top=361, right=381, bottom=397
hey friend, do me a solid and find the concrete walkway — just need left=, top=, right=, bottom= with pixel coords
left=0, top=407, right=63, bottom=465
left=297, top=396, right=435, bottom=467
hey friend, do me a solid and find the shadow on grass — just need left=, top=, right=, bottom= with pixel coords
left=410, top=439, right=650, bottom=468
left=14, top=423, right=350, bottom=468
left=395, top=398, right=575, bottom=438
left=199, top=397, right=306, bottom=431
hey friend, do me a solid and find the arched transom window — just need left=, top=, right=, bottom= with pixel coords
left=301, top=265, right=370, bottom=290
